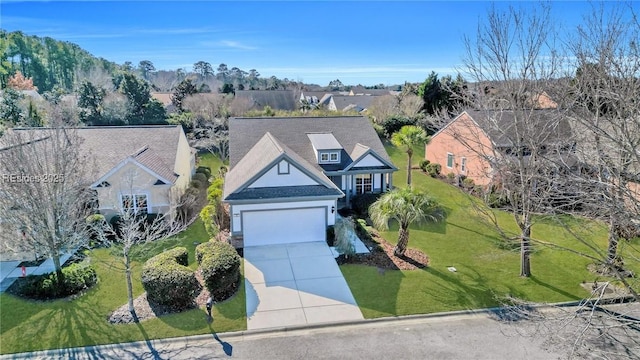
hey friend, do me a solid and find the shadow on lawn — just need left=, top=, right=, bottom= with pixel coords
left=341, top=264, right=405, bottom=318
left=1, top=290, right=122, bottom=354
left=529, top=275, right=581, bottom=301
left=423, top=266, right=499, bottom=309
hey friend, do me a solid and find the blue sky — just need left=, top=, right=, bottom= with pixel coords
left=0, top=1, right=632, bottom=86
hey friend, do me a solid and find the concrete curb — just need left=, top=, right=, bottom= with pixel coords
left=2, top=296, right=636, bottom=359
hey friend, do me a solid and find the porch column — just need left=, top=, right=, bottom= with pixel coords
left=380, top=173, right=386, bottom=193
left=388, top=172, right=393, bottom=190
left=345, top=174, right=351, bottom=206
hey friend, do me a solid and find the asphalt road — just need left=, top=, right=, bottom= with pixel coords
left=1, top=312, right=572, bottom=360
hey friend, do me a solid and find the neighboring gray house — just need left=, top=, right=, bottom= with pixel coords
left=329, top=95, right=377, bottom=113
left=234, top=90, right=297, bottom=111
left=224, top=116, right=397, bottom=247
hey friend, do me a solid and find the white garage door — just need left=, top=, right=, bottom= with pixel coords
left=242, top=207, right=326, bottom=247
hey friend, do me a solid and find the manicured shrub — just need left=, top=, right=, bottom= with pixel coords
left=141, top=247, right=200, bottom=309
left=446, top=172, right=456, bottom=183
left=419, top=159, right=430, bottom=172
left=9, top=260, right=97, bottom=300
left=109, top=215, right=123, bottom=238
left=190, top=178, right=205, bottom=189
left=352, top=193, right=382, bottom=218
left=86, top=214, right=107, bottom=244
left=381, top=116, right=416, bottom=138
left=196, top=166, right=212, bottom=180
left=326, top=225, right=335, bottom=247
left=196, top=240, right=241, bottom=301
left=199, top=204, right=220, bottom=238
left=425, top=163, right=441, bottom=177
left=192, top=172, right=209, bottom=186
left=484, top=185, right=510, bottom=209
left=63, top=261, right=98, bottom=294
left=462, top=177, right=475, bottom=190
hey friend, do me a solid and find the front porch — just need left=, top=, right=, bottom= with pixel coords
left=330, top=171, right=394, bottom=208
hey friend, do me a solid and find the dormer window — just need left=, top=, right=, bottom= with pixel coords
left=320, top=151, right=340, bottom=163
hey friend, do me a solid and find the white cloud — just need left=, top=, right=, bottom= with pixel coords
left=199, top=40, right=257, bottom=51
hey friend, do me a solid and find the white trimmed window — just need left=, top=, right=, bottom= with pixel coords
left=447, top=153, right=454, bottom=168
left=461, top=157, right=467, bottom=172
left=319, top=151, right=340, bottom=163
left=355, top=174, right=373, bottom=194
left=121, top=194, right=149, bottom=215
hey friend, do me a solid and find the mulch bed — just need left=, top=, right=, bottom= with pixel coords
left=108, top=270, right=212, bottom=324
left=336, top=229, right=429, bottom=271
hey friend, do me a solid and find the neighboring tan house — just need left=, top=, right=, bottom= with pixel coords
left=425, top=109, right=573, bottom=186
left=224, top=116, right=397, bottom=247
left=7, top=125, right=195, bottom=220
left=150, top=92, right=177, bottom=113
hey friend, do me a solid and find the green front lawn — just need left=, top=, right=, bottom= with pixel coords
left=0, top=218, right=246, bottom=355
left=342, top=144, right=640, bottom=318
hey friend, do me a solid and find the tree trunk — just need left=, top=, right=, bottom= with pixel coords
left=606, top=222, right=619, bottom=267
left=406, top=149, right=413, bottom=187
left=125, top=252, right=137, bottom=321
left=520, top=226, right=531, bottom=277
left=394, top=227, right=410, bottom=257
left=52, top=254, right=65, bottom=288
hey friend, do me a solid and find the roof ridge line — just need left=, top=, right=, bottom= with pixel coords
left=264, top=132, right=284, bottom=154
left=130, top=145, right=150, bottom=157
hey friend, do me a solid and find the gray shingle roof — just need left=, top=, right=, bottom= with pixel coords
left=331, top=95, right=376, bottom=112
left=307, top=133, right=343, bottom=150
left=228, top=116, right=393, bottom=171
left=234, top=90, right=297, bottom=111
left=463, top=109, right=573, bottom=148
left=224, top=132, right=341, bottom=200
left=131, top=146, right=178, bottom=183
left=350, top=143, right=371, bottom=160
left=8, top=126, right=183, bottom=183
left=225, top=185, right=342, bottom=201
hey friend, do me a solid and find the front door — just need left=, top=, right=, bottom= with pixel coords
left=355, top=174, right=372, bottom=194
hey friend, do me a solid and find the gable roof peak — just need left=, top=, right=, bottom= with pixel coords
left=263, top=132, right=285, bottom=154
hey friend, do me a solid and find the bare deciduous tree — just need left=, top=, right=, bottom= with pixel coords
left=566, top=3, right=640, bottom=273
left=94, top=168, right=194, bottom=321
left=367, top=95, right=399, bottom=124
left=461, top=4, right=567, bottom=277
left=0, top=128, right=96, bottom=286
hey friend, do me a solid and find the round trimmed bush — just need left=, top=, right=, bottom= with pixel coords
left=196, top=240, right=241, bottom=301
left=141, top=247, right=200, bottom=309
left=192, top=172, right=209, bottom=186
left=196, top=166, right=212, bottom=179
left=9, top=260, right=97, bottom=300
left=425, top=163, right=441, bottom=177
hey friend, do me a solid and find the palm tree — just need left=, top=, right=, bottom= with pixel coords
left=369, top=188, right=443, bottom=257
left=391, top=125, right=429, bottom=187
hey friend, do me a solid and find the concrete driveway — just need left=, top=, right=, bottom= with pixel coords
left=244, top=241, right=363, bottom=330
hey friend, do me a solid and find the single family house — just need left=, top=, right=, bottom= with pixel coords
left=426, top=109, right=573, bottom=186
left=4, top=125, right=195, bottom=220
left=224, top=116, right=397, bottom=247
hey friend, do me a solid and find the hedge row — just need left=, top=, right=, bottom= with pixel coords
left=141, top=247, right=200, bottom=309
left=195, top=240, right=241, bottom=301
left=9, top=260, right=97, bottom=300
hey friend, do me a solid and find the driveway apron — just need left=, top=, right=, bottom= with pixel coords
left=244, top=241, right=363, bottom=330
